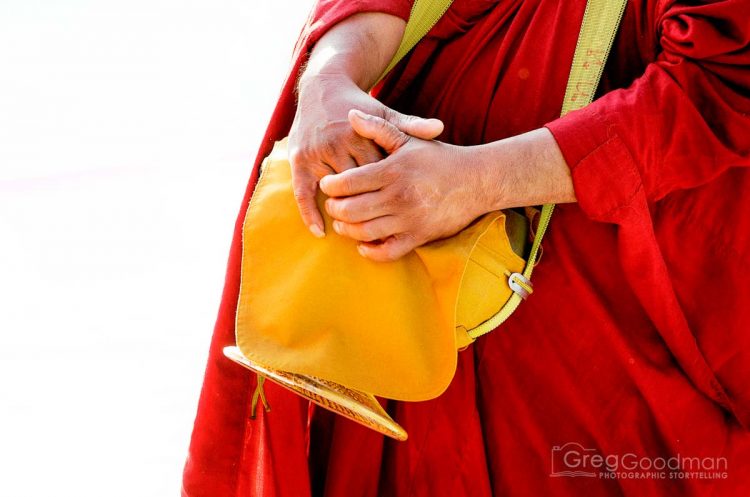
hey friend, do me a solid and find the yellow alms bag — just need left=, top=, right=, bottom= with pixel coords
left=236, top=138, right=527, bottom=401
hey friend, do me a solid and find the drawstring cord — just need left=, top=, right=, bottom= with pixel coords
left=524, top=206, right=544, bottom=266
left=250, top=374, right=271, bottom=419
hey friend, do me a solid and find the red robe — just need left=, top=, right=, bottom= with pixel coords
left=182, top=1, right=750, bottom=495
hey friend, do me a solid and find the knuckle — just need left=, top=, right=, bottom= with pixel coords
left=288, top=142, right=313, bottom=166
left=360, top=224, right=378, bottom=241
left=384, top=107, right=411, bottom=129
left=333, top=201, right=352, bottom=221
left=297, top=204, right=314, bottom=217
left=378, top=164, right=398, bottom=185
left=379, top=248, right=399, bottom=262
left=385, top=127, right=401, bottom=143
left=383, top=194, right=399, bottom=211
left=293, top=188, right=313, bottom=208
left=405, top=183, right=423, bottom=204
left=382, top=106, right=396, bottom=123
left=292, top=183, right=309, bottom=199
left=337, top=175, right=354, bottom=194
left=381, top=164, right=403, bottom=184
left=375, top=116, right=390, bottom=131
left=390, top=183, right=412, bottom=206
left=287, top=147, right=303, bottom=166
left=297, top=203, right=314, bottom=216
left=320, top=136, right=338, bottom=159
left=350, top=139, right=378, bottom=164
left=348, top=224, right=365, bottom=241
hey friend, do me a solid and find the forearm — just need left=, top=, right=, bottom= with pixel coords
left=467, top=128, right=577, bottom=212
left=299, top=12, right=406, bottom=92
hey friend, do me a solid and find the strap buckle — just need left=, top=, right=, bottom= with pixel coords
left=508, top=273, right=533, bottom=300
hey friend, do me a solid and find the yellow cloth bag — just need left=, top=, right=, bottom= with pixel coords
left=236, top=139, right=527, bottom=401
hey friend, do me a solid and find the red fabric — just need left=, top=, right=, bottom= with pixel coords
left=182, top=1, right=750, bottom=495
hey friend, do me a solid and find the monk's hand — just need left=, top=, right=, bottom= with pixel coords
left=288, top=74, right=444, bottom=238
left=319, top=110, right=487, bottom=262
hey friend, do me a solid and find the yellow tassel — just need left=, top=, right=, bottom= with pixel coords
left=249, top=374, right=271, bottom=419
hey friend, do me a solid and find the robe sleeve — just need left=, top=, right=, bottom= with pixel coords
left=545, top=0, right=750, bottom=429
left=545, top=0, right=750, bottom=224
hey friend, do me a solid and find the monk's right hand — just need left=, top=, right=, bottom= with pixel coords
left=288, top=73, right=444, bottom=238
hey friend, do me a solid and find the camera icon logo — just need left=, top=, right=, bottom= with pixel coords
left=550, top=442, right=598, bottom=477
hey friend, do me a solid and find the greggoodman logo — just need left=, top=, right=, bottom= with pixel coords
left=550, top=442, right=729, bottom=480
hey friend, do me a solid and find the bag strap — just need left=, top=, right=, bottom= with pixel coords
left=374, top=0, right=455, bottom=87
left=468, top=0, right=628, bottom=340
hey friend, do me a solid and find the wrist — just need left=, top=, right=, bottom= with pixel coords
left=466, top=129, right=576, bottom=211
left=463, top=143, right=513, bottom=214
left=453, top=144, right=502, bottom=218
left=299, top=47, right=375, bottom=92
left=296, top=72, right=371, bottom=119
left=298, top=70, right=358, bottom=98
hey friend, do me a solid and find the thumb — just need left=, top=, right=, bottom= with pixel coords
left=384, top=108, right=444, bottom=140
left=348, top=109, right=409, bottom=154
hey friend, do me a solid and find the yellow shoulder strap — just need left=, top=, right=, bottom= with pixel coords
left=468, top=0, right=628, bottom=339
left=374, top=0, right=455, bottom=86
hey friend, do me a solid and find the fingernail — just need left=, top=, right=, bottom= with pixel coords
left=351, top=109, right=369, bottom=120
left=310, top=225, right=325, bottom=238
left=332, top=221, right=341, bottom=234
left=357, top=244, right=367, bottom=256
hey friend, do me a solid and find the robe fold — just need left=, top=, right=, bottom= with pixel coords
left=182, top=0, right=750, bottom=495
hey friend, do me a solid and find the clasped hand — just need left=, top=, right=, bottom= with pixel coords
left=320, top=110, right=487, bottom=262
left=288, top=75, right=491, bottom=262
left=317, top=110, right=486, bottom=261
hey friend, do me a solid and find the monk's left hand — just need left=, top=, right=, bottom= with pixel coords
left=319, top=110, right=488, bottom=262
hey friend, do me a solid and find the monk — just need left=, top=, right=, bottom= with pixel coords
left=182, top=1, right=750, bottom=495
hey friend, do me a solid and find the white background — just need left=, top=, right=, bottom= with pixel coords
left=0, top=1, right=312, bottom=495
